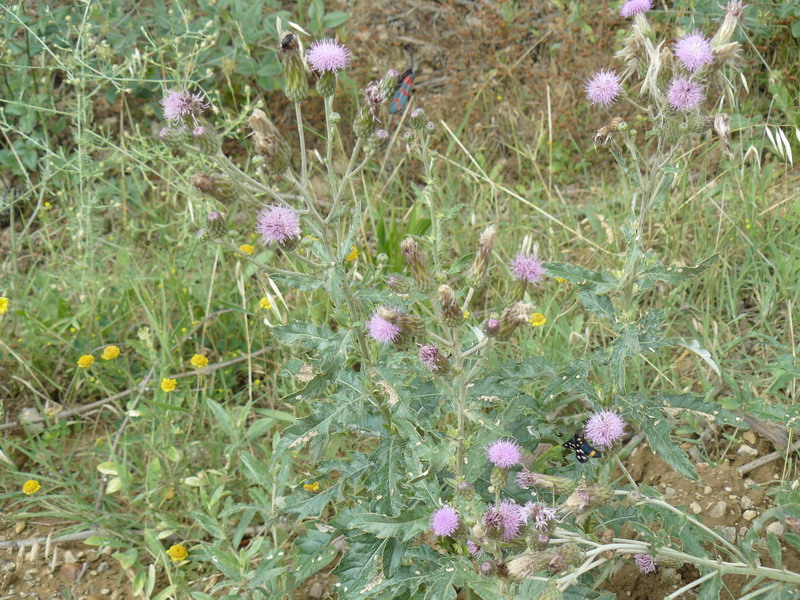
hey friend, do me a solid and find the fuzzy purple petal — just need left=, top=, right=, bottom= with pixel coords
left=667, top=77, right=705, bottom=110
left=674, top=31, right=713, bottom=72
left=367, top=312, right=401, bottom=344
left=306, top=39, right=351, bottom=74
left=620, top=0, right=652, bottom=18
left=585, top=69, right=623, bottom=106
left=485, top=439, right=523, bottom=469
left=584, top=409, right=626, bottom=449
left=431, top=505, right=460, bottom=537
left=256, top=206, right=301, bottom=245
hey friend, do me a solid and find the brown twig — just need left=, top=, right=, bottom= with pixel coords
left=737, top=438, right=800, bottom=476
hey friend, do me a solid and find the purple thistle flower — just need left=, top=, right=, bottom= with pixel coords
left=674, top=31, right=713, bottom=72
left=635, top=553, right=657, bottom=573
left=256, top=206, right=301, bottom=247
left=431, top=505, right=460, bottom=537
left=467, top=540, right=482, bottom=558
left=585, top=69, right=623, bottom=107
left=523, top=502, right=558, bottom=532
left=667, top=77, right=705, bottom=111
left=584, top=409, right=626, bottom=449
left=497, top=500, right=524, bottom=541
left=367, top=311, right=401, bottom=344
left=306, top=39, right=351, bottom=74
left=375, top=129, right=389, bottom=142
left=386, top=68, right=400, bottom=79
left=161, top=90, right=208, bottom=122
left=419, top=344, right=443, bottom=371
left=485, top=439, right=523, bottom=469
left=483, top=508, right=503, bottom=531
left=364, top=81, right=386, bottom=112
left=510, top=252, right=545, bottom=283
left=619, top=0, right=652, bottom=18
left=516, top=470, right=536, bottom=489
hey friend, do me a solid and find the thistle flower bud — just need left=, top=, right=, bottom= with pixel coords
left=190, top=172, right=239, bottom=204
left=380, top=69, right=401, bottom=98
left=192, top=125, right=220, bottom=155
left=594, top=117, right=625, bottom=146
left=546, top=543, right=582, bottom=574
left=490, top=466, right=508, bottom=490
left=483, top=317, right=500, bottom=338
left=438, top=285, right=463, bottom=327
left=655, top=554, right=684, bottom=569
left=365, top=128, right=389, bottom=153
left=419, top=344, right=450, bottom=375
left=425, top=121, right=436, bottom=134
left=279, top=32, right=308, bottom=103
left=561, top=482, right=614, bottom=523
left=516, top=471, right=575, bottom=495
left=456, top=480, right=475, bottom=499
left=401, top=237, right=434, bottom=293
left=353, top=107, right=376, bottom=139
left=196, top=228, right=211, bottom=243
left=507, top=552, right=551, bottom=579
left=711, top=42, right=742, bottom=70
left=498, top=302, right=533, bottom=340
left=249, top=109, right=292, bottom=175
left=206, top=211, right=227, bottom=239
left=712, top=1, right=745, bottom=47
left=616, top=28, right=647, bottom=80
left=377, top=306, right=424, bottom=348
left=316, top=71, right=336, bottom=97
left=528, top=533, right=550, bottom=551
left=479, top=561, right=495, bottom=576
left=364, top=81, right=387, bottom=112
left=466, top=225, right=497, bottom=290
left=159, top=126, right=190, bottom=150
left=410, top=107, right=426, bottom=131
left=387, top=274, right=411, bottom=294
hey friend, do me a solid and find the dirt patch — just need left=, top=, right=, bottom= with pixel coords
left=611, top=436, right=799, bottom=599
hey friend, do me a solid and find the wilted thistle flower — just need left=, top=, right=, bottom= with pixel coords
left=401, top=237, right=434, bottom=293
left=674, top=31, right=713, bottom=72
left=619, top=0, right=652, bottom=18
left=479, top=561, right=495, bottom=576
left=507, top=553, right=552, bottom=580
left=584, top=409, right=626, bottom=449
left=667, top=77, right=705, bottom=111
left=484, top=500, right=524, bottom=541
left=509, top=252, right=545, bottom=303
left=466, top=225, right=497, bottom=290
left=249, top=109, right=291, bottom=175
left=161, top=90, right=208, bottom=122
left=279, top=32, right=308, bottom=103
left=585, top=69, right=622, bottom=106
left=467, top=540, right=483, bottom=558
left=547, top=543, right=582, bottom=574
left=485, top=438, right=523, bottom=469
left=595, top=117, right=626, bottom=146
left=306, top=39, right=350, bottom=97
left=712, top=1, right=746, bottom=46
left=366, top=128, right=389, bottom=153
left=430, top=505, right=460, bottom=537
left=191, top=172, right=238, bottom=204
left=635, top=553, right=657, bottom=573
left=438, top=285, right=464, bottom=327
left=256, top=205, right=302, bottom=250
left=524, top=502, right=558, bottom=533
left=410, top=107, right=426, bottom=130
left=364, top=81, right=387, bottom=114
left=367, top=311, right=401, bottom=344
left=483, top=317, right=500, bottom=338
left=561, top=482, right=614, bottom=523
left=517, top=471, right=576, bottom=495
left=206, top=211, right=227, bottom=240
left=419, top=344, right=449, bottom=374
left=498, top=302, right=534, bottom=339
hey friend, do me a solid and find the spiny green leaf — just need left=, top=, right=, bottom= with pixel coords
left=639, top=418, right=697, bottom=480
left=543, top=262, right=618, bottom=294
left=349, top=508, right=429, bottom=542
left=636, top=254, right=719, bottom=292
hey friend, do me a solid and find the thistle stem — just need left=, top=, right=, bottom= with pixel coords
left=295, top=103, right=308, bottom=190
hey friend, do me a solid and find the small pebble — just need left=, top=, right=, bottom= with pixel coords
left=740, top=496, right=754, bottom=510
left=743, top=510, right=757, bottom=521
left=737, top=445, right=758, bottom=457
left=766, top=522, right=784, bottom=537
left=63, top=551, right=78, bottom=564
left=703, top=486, right=712, bottom=495
left=690, top=502, right=702, bottom=514
left=709, top=501, right=727, bottom=519
left=743, top=431, right=756, bottom=444
left=309, top=582, right=324, bottom=598
left=96, top=561, right=110, bottom=574
left=14, top=522, right=26, bottom=535
left=718, top=526, right=736, bottom=543
left=664, top=487, right=676, bottom=500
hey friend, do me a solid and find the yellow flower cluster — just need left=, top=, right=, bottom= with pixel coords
left=259, top=297, right=272, bottom=310
left=161, top=378, right=177, bottom=392
left=190, top=354, right=209, bottom=368
left=166, top=544, right=188, bottom=562
left=23, top=480, right=41, bottom=495
left=77, top=355, right=95, bottom=368
left=303, top=481, right=320, bottom=492
left=101, top=345, right=121, bottom=360
left=345, top=246, right=359, bottom=262
left=239, top=244, right=254, bottom=255
left=0, top=297, right=9, bottom=315
left=529, top=313, right=547, bottom=327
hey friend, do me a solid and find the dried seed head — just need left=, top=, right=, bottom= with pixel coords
left=279, top=32, right=308, bottom=103
left=249, top=109, right=291, bottom=174
left=401, top=238, right=434, bottom=293
left=594, top=117, right=626, bottom=146
left=711, top=42, right=742, bottom=70
left=712, top=1, right=746, bottom=47
left=498, top=302, right=534, bottom=339
left=438, top=285, right=464, bottom=327
left=377, top=306, right=424, bottom=347
left=507, top=552, right=552, bottom=579
left=561, top=482, right=615, bottom=524
left=190, top=172, right=239, bottom=204
left=419, top=344, right=450, bottom=374
left=192, top=124, right=220, bottom=155
left=466, top=225, right=497, bottom=290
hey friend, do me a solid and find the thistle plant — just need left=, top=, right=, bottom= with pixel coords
left=151, top=5, right=800, bottom=599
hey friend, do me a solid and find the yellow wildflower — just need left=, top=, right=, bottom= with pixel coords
left=166, top=544, right=188, bottom=562
left=345, top=246, right=359, bottom=262
left=161, top=378, right=177, bottom=392
left=22, top=480, right=41, bottom=495
left=555, top=277, right=567, bottom=284
left=0, top=297, right=8, bottom=315
left=529, top=313, right=547, bottom=327
left=239, top=244, right=254, bottom=255
left=77, top=355, right=94, bottom=368
left=190, top=354, right=209, bottom=368
left=303, top=481, right=320, bottom=493
left=101, top=345, right=121, bottom=361
left=463, top=309, right=471, bottom=319
left=259, top=297, right=272, bottom=310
